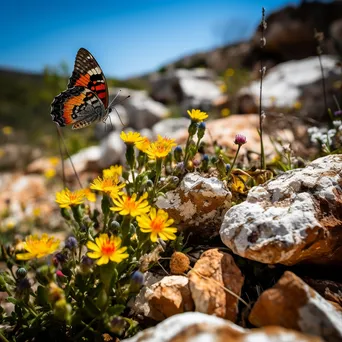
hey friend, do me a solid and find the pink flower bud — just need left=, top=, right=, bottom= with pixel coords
left=56, top=270, right=65, bottom=277
left=234, top=134, right=247, bottom=146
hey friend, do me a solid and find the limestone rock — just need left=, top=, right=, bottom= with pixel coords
left=156, top=173, right=232, bottom=239
left=188, top=249, right=244, bottom=322
left=109, top=88, right=169, bottom=131
left=249, top=271, right=342, bottom=342
left=123, top=312, right=323, bottom=342
left=220, top=154, right=342, bottom=265
left=146, top=276, right=194, bottom=321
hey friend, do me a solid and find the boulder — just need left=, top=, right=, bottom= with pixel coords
left=238, top=56, right=339, bottom=116
left=123, top=312, right=323, bottom=342
left=220, top=154, right=342, bottom=265
left=249, top=271, right=342, bottom=342
left=156, top=173, right=232, bottom=239
left=146, top=276, right=194, bottom=321
left=150, top=69, right=221, bottom=111
left=108, top=88, right=169, bottom=131
left=188, top=249, right=244, bottom=322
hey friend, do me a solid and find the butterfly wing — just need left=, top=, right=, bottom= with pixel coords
left=67, top=48, right=109, bottom=108
left=51, top=86, right=106, bottom=130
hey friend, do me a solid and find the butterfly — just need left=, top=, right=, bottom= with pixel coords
left=51, top=48, right=117, bottom=130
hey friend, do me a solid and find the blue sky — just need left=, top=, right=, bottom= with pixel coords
left=1, top=0, right=307, bottom=78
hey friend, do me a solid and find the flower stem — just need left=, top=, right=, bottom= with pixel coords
left=151, top=158, right=162, bottom=202
left=226, top=145, right=241, bottom=180
left=259, top=7, right=266, bottom=170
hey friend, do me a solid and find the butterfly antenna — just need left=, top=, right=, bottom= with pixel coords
left=56, top=125, right=83, bottom=189
left=107, top=89, right=122, bottom=110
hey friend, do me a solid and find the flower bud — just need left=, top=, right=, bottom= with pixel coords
left=109, top=317, right=127, bottom=335
left=188, top=122, right=198, bottom=136
left=65, top=236, right=78, bottom=250
left=110, top=220, right=121, bottom=233
left=16, top=267, right=27, bottom=279
left=173, top=146, right=183, bottom=162
left=130, top=271, right=145, bottom=287
left=197, top=122, right=206, bottom=140
left=234, top=134, right=247, bottom=146
left=201, top=154, right=209, bottom=171
left=54, top=298, right=72, bottom=323
left=334, top=110, right=342, bottom=117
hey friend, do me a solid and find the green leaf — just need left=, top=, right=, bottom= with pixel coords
left=36, top=285, right=48, bottom=306
left=6, top=297, right=18, bottom=305
left=84, top=297, right=101, bottom=317
left=108, top=304, right=125, bottom=316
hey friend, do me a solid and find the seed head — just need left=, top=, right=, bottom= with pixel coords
left=170, top=251, right=190, bottom=275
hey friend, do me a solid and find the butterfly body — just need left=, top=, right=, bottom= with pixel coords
left=51, top=48, right=110, bottom=130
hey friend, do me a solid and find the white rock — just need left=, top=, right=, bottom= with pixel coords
left=123, top=312, right=244, bottom=342
left=152, top=118, right=190, bottom=140
left=108, top=87, right=169, bottom=130
left=240, top=56, right=339, bottom=108
left=98, top=131, right=126, bottom=168
left=220, top=154, right=342, bottom=265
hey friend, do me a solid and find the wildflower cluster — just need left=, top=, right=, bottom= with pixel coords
left=0, top=107, right=255, bottom=340
left=308, top=120, right=342, bottom=154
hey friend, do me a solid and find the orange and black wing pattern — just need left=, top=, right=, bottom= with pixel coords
left=51, top=86, right=106, bottom=130
left=67, top=48, right=109, bottom=108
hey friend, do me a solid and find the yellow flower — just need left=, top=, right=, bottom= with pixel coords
left=120, top=131, right=142, bottom=144
left=135, top=136, right=151, bottom=153
left=44, top=168, right=56, bottom=179
left=103, top=165, right=123, bottom=178
left=90, top=176, right=125, bottom=194
left=110, top=193, right=150, bottom=217
left=55, top=188, right=85, bottom=209
left=220, top=83, right=227, bottom=93
left=145, top=135, right=176, bottom=160
left=33, top=207, right=41, bottom=217
left=231, top=174, right=248, bottom=194
left=16, top=234, right=60, bottom=260
left=83, top=188, right=96, bottom=202
left=221, top=108, right=231, bottom=117
left=293, top=101, right=302, bottom=110
left=2, top=126, right=13, bottom=136
left=87, top=234, right=129, bottom=265
left=137, top=208, right=177, bottom=242
left=224, top=68, right=235, bottom=78
left=48, top=157, right=60, bottom=166
left=187, top=109, right=208, bottom=123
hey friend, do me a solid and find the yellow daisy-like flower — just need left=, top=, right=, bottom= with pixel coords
left=137, top=208, right=177, bottom=242
left=135, top=136, right=151, bottom=153
left=120, top=131, right=142, bottom=145
left=224, top=68, right=235, bottom=78
left=86, top=234, right=129, bottom=265
left=221, top=108, right=231, bottom=117
left=90, top=176, right=125, bottom=194
left=44, top=168, right=56, bottom=179
left=55, top=188, right=85, bottom=209
left=103, top=165, right=123, bottom=178
left=110, top=192, right=150, bottom=217
left=145, top=135, right=176, bottom=160
left=2, top=126, right=13, bottom=136
left=187, top=109, right=208, bottom=123
left=48, top=157, right=60, bottom=166
left=17, top=234, right=60, bottom=260
left=83, top=188, right=96, bottom=202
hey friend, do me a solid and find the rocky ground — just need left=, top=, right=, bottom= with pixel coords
left=1, top=1, right=342, bottom=341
